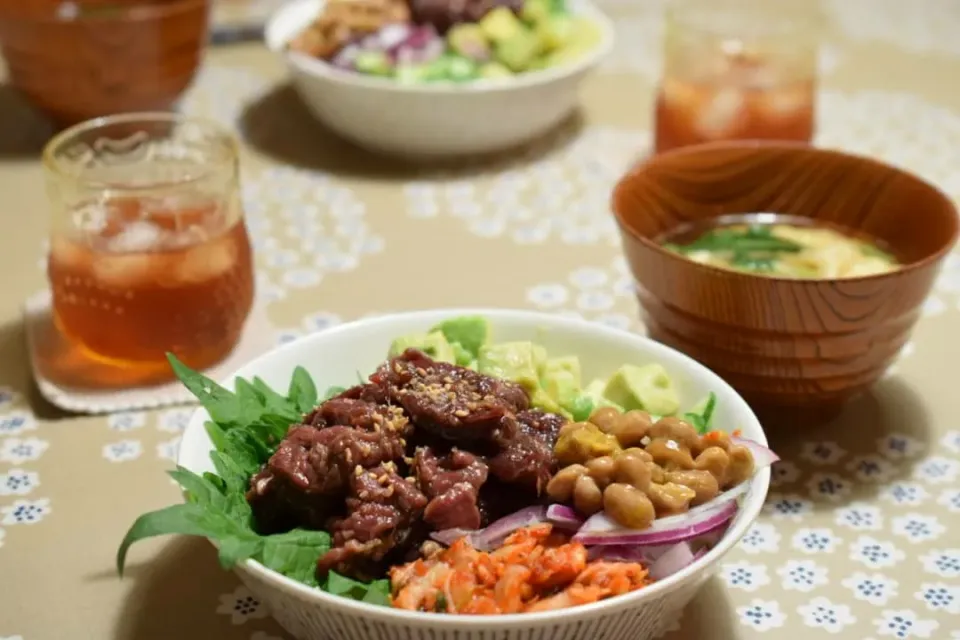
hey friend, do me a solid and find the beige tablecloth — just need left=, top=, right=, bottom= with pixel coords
left=2, top=1, right=960, bottom=638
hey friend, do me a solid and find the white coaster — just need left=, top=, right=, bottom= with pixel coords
left=23, top=290, right=276, bottom=414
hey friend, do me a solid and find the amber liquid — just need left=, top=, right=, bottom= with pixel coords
left=654, top=54, right=815, bottom=153
left=48, top=196, right=255, bottom=376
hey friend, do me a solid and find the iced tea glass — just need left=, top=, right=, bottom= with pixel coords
left=43, top=113, right=255, bottom=378
left=654, top=0, right=820, bottom=153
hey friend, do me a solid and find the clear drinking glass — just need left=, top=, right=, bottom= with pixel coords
left=43, top=113, right=255, bottom=379
left=653, top=0, right=821, bottom=153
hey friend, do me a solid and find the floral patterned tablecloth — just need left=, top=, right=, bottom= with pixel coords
left=2, top=1, right=960, bottom=639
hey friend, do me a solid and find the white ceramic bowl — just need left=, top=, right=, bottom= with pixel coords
left=264, top=0, right=615, bottom=158
left=178, top=309, right=770, bottom=640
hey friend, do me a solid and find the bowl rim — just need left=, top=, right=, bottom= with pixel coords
left=0, top=0, right=208, bottom=23
left=265, top=0, right=616, bottom=95
left=177, top=307, right=770, bottom=627
left=612, top=140, right=960, bottom=285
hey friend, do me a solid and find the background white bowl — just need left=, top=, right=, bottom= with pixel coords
left=264, top=0, right=615, bottom=158
left=178, top=309, right=770, bottom=640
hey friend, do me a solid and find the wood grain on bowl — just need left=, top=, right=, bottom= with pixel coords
left=0, top=0, right=209, bottom=127
left=612, top=142, right=959, bottom=424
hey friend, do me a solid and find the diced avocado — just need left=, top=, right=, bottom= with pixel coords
left=528, top=56, right=550, bottom=71
left=395, top=64, right=432, bottom=84
left=542, top=369, right=579, bottom=411
left=541, top=356, right=584, bottom=414
left=388, top=332, right=456, bottom=363
left=477, top=341, right=541, bottom=392
left=532, top=344, right=548, bottom=374
left=478, top=61, right=514, bottom=79
left=431, top=316, right=489, bottom=358
left=521, top=0, right=552, bottom=25
left=542, top=356, right=582, bottom=386
left=447, top=23, right=492, bottom=62
left=530, top=387, right=571, bottom=418
left=444, top=54, right=479, bottom=81
left=538, top=18, right=601, bottom=68
left=584, top=378, right=624, bottom=411
left=602, top=363, right=680, bottom=416
left=535, top=14, right=577, bottom=52
left=479, top=6, right=525, bottom=43
left=495, top=30, right=542, bottom=72
left=354, top=50, right=393, bottom=76
left=450, top=342, right=474, bottom=367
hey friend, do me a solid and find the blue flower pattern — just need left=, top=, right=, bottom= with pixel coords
left=736, top=599, right=786, bottom=631
left=915, top=583, right=957, bottom=613
left=0, top=438, right=48, bottom=464
left=0, top=498, right=51, bottom=525
left=778, top=559, right=829, bottom=592
left=873, top=610, right=940, bottom=639
left=836, top=504, right=883, bottom=530
left=764, top=494, right=813, bottom=519
left=851, top=536, right=905, bottom=568
left=0, top=387, right=17, bottom=406
left=940, top=430, right=960, bottom=454
left=892, top=514, right=944, bottom=543
left=793, top=528, right=838, bottom=554
left=920, top=550, right=960, bottom=577
left=721, top=562, right=770, bottom=592
left=883, top=482, right=929, bottom=506
left=0, top=413, right=33, bottom=435
left=913, top=456, right=959, bottom=484
left=806, top=473, right=851, bottom=501
left=937, top=489, right=960, bottom=511
left=847, top=455, right=896, bottom=482
left=770, top=460, right=801, bottom=486
left=0, top=469, right=39, bottom=496
left=738, top=522, right=781, bottom=554
left=843, top=573, right=899, bottom=605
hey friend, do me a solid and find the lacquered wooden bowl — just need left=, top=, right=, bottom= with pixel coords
left=0, top=0, right=209, bottom=127
left=612, top=142, right=959, bottom=424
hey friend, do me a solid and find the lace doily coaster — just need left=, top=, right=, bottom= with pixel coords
left=23, top=290, right=276, bottom=414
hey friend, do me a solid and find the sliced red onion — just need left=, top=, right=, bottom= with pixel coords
left=374, top=23, right=413, bottom=50
left=331, top=44, right=361, bottom=70
left=574, top=499, right=738, bottom=547
left=431, top=505, right=547, bottom=551
left=587, top=525, right=728, bottom=564
left=648, top=541, right=696, bottom=580
left=732, top=436, right=780, bottom=467
left=402, top=24, right=440, bottom=51
left=395, top=39, right=445, bottom=65
left=390, top=24, right=444, bottom=65
left=546, top=504, right=584, bottom=530
left=588, top=543, right=671, bottom=564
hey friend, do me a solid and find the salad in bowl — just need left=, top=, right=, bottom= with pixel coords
left=265, top=0, right=614, bottom=156
left=287, top=0, right=603, bottom=84
left=117, top=310, right=773, bottom=639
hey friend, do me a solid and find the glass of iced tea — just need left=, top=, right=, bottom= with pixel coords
left=653, top=0, right=820, bottom=153
left=43, top=113, right=255, bottom=379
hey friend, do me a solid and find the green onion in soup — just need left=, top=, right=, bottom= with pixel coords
left=664, top=222, right=898, bottom=279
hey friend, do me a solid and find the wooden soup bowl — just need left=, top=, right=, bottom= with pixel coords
left=0, top=0, right=209, bottom=127
left=612, top=142, right=959, bottom=425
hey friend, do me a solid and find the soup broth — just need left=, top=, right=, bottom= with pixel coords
left=661, top=216, right=899, bottom=279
